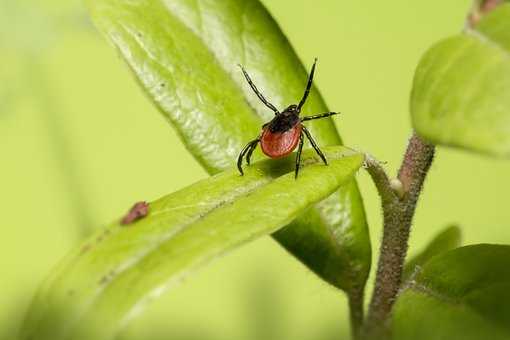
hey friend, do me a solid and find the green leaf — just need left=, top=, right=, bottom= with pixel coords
left=393, top=244, right=510, bottom=340
left=21, top=147, right=363, bottom=340
left=87, top=0, right=370, bottom=293
left=411, top=4, right=510, bottom=157
left=402, top=225, right=461, bottom=282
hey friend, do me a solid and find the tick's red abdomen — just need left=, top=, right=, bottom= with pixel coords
left=260, top=124, right=302, bottom=159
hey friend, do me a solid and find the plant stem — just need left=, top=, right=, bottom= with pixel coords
left=355, top=2, right=502, bottom=337
left=362, top=133, right=435, bottom=339
left=348, top=287, right=364, bottom=340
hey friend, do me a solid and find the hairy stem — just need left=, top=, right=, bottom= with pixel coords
left=355, top=3, right=505, bottom=337
left=362, top=133, right=435, bottom=338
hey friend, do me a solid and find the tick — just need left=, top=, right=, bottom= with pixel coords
left=237, top=59, right=340, bottom=178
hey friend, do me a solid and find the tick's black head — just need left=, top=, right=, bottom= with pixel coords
left=282, top=104, right=300, bottom=115
left=268, top=105, right=300, bottom=133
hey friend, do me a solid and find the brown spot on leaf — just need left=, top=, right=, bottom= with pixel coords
left=121, top=201, right=149, bottom=225
left=98, top=270, right=116, bottom=285
left=95, top=228, right=112, bottom=244
left=80, top=244, right=92, bottom=255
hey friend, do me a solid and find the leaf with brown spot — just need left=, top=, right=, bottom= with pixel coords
left=21, top=147, right=363, bottom=340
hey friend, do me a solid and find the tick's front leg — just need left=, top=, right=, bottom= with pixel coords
left=301, top=111, right=340, bottom=122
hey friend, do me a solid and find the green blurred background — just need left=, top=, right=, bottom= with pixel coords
left=2, top=0, right=510, bottom=339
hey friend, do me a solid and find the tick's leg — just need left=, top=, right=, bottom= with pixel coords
left=297, top=58, right=317, bottom=111
left=295, top=133, right=305, bottom=179
left=301, top=111, right=340, bottom=122
left=238, top=139, right=259, bottom=175
left=302, top=126, right=328, bottom=165
left=238, top=65, right=279, bottom=115
left=246, top=139, right=260, bottom=165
